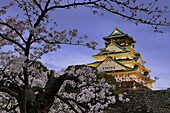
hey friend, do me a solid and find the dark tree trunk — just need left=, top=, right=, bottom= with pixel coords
left=18, top=88, right=55, bottom=113
left=18, top=71, right=67, bottom=113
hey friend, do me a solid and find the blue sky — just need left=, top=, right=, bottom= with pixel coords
left=1, top=0, right=170, bottom=90
left=41, top=3, right=170, bottom=90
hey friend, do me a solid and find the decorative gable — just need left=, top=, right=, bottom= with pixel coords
left=137, top=57, right=145, bottom=66
left=109, top=27, right=124, bottom=36
left=97, top=57, right=127, bottom=72
left=106, top=43, right=125, bottom=53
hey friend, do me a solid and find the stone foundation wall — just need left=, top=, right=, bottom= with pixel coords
left=105, top=89, right=170, bottom=113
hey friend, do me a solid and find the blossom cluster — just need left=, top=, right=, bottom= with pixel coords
left=50, top=66, right=126, bottom=113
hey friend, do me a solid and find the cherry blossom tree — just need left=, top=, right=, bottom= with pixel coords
left=0, top=0, right=169, bottom=113
left=50, top=65, right=120, bottom=113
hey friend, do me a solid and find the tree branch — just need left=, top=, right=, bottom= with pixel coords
left=56, top=94, right=79, bottom=113
left=22, top=0, right=33, bottom=27
left=32, top=86, right=43, bottom=92
left=0, top=33, right=26, bottom=51
left=44, top=0, right=51, bottom=11
left=32, top=37, right=95, bottom=49
left=32, top=0, right=43, bottom=12
left=64, top=97, right=88, bottom=111
left=44, top=72, right=67, bottom=97
left=0, top=87, right=18, bottom=98
left=0, top=22, right=26, bottom=44
left=0, top=103, right=19, bottom=113
left=94, top=2, right=170, bottom=26
left=47, top=0, right=100, bottom=11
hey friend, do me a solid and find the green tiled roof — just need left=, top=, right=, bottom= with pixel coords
left=102, top=28, right=135, bottom=42
left=95, top=42, right=129, bottom=56
left=103, top=34, right=126, bottom=39
left=87, top=61, right=102, bottom=65
left=99, top=48, right=105, bottom=51
left=103, top=34, right=135, bottom=41
left=144, top=72, right=149, bottom=76
left=134, top=54, right=141, bottom=61
left=93, top=51, right=130, bottom=56
left=133, top=65, right=138, bottom=71
left=104, top=70, right=133, bottom=73
left=116, top=58, right=133, bottom=62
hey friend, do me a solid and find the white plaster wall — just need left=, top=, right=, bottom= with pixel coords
left=97, top=60, right=126, bottom=71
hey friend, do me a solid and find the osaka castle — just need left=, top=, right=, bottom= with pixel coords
left=88, top=27, right=154, bottom=90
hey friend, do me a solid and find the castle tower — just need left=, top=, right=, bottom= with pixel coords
left=88, top=27, right=154, bottom=90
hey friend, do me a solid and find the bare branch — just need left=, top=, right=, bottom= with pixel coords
left=32, top=0, right=43, bottom=12
left=32, top=37, right=96, bottom=49
left=48, top=0, right=100, bottom=11
left=22, top=0, right=33, bottom=27
left=44, top=0, right=51, bottom=11
left=93, top=2, right=170, bottom=26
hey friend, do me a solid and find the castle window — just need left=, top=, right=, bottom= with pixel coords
left=103, top=66, right=115, bottom=71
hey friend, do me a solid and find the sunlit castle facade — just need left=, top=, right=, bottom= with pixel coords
left=88, top=27, right=154, bottom=90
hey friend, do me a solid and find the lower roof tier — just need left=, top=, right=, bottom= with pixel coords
left=88, top=56, right=150, bottom=73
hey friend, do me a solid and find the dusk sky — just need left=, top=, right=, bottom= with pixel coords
left=1, top=0, right=170, bottom=90
left=41, top=1, right=170, bottom=90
